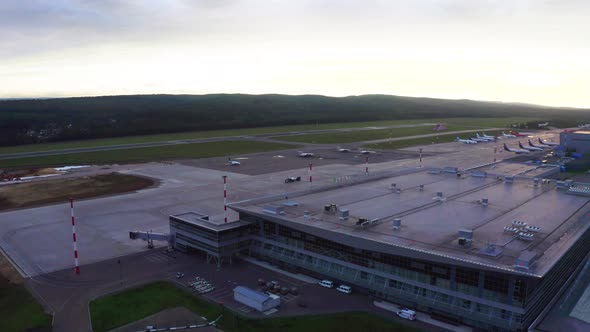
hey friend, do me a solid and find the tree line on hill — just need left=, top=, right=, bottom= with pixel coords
left=0, top=94, right=588, bottom=146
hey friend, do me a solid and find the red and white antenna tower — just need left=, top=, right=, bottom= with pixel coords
left=365, top=156, right=369, bottom=176
left=309, top=163, right=313, bottom=184
left=70, top=198, right=80, bottom=275
left=223, top=175, right=228, bottom=223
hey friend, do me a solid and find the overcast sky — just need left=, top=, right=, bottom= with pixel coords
left=1, top=0, right=588, bottom=107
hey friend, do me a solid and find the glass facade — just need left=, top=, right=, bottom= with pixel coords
left=244, top=215, right=531, bottom=331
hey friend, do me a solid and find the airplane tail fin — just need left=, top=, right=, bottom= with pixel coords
left=519, top=141, right=525, bottom=148
left=528, top=139, right=534, bottom=146
left=503, top=144, right=510, bottom=151
left=538, top=137, right=544, bottom=144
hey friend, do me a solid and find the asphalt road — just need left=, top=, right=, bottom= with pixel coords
left=0, top=123, right=443, bottom=160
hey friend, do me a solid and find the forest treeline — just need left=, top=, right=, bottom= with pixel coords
left=0, top=94, right=588, bottom=146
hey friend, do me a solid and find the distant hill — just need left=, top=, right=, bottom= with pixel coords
left=0, top=94, right=588, bottom=146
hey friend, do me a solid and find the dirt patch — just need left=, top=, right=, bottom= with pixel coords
left=0, top=173, right=156, bottom=211
left=0, top=252, right=23, bottom=285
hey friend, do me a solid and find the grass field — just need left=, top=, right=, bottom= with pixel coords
left=0, top=141, right=296, bottom=169
left=0, top=117, right=538, bottom=155
left=364, top=130, right=505, bottom=150
left=0, top=275, right=52, bottom=332
left=89, top=281, right=421, bottom=332
left=0, top=173, right=154, bottom=211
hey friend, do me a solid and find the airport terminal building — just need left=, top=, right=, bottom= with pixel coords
left=170, top=164, right=590, bottom=331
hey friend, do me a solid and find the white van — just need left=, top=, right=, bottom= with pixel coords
left=336, top=285, right=352, bottom=294
left=397, top=309, right=416, bottom=321
left=318, top=280, right=334, bottom=288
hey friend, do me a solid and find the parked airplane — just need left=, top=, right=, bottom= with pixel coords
left=510, top=131, right=530, bottom=137
left=503, top=143, right=529, bottom=154
left=476, top=133, right=494, bottom=141
left=469, top=136, right=489, bottom=143
left=502, top=132, right=516, bottom=138
left=358, top=149, right=377, bottom=154
left=297, top=152, right=315, bottom=158
left=337, top=147, right=351, bottom=152
left=481, top=133, right=497, bottom=140
left=519, top=141, right=542, bottom=151
left=226, top=160, right=241, bottom=166
left=529, top=139, right=550, bottom=149
left=538, top=122, right=549, bottom=127
left=456, top=137, right=478, bottom=144
left=539, top=138, right=559, bottom=146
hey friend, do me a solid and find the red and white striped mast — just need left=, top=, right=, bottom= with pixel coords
left=365, top=156, right=369, bottom=176
left=309, top=163, right=313, bottom=185
left=223, top=175, right=228, bottom=223
left=70, top=198, right=80, bottom=275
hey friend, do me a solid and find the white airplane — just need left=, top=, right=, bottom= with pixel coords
left=538, top=137, right=559, bottom=146
left=456, top=137, right=478, bottom=144
left=529, top=139, right=550, bottom=149
left=504, top=143, right=529, bottom=154
left=481, top=132, right=498, bottom=140
left=469, top=136, right=489, bottom=143
left=538, top=122, right=549, bottom=127
left=502, top=132, right=516, bottom=138
left=519, top=141, right=542, bottom=151
left=337, top=147, right=351, bottom=152
left=358, top=149, right=377, bottom=154
left=475, top=133, right=494, bottom=141
left=297, top=152, right=314, bottom=158
left=226, top=160, right=241, bottom=166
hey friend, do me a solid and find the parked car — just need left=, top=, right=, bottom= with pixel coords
left=280, top=287, right=290, bottom=295
left=290, top=287, right=299, bottom=295
left=397, top=309, right=416, bottom=321
left=258, top=278, right=266, bottom=286
left=175, top=272, right=184, bottom=279
left=336, top=285, right=352, bottom=294
left=284, top=176, right=302, bottom=183
left=318, top=280, right=334, bottom=288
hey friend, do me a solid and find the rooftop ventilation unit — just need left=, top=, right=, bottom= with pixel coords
left=419, top=184, right=425, bottom=191
left=525, top=225, right=541, bottom=233
left=472, top=171, right=487, bottom=178
left=395, top=188, right=402, bottom=194
left=478, top=242, right=503, bottom=257
left=533, top=178, right=540, bottom=187
left=303, top=210, right=310, bottom=220
left=504, top=226, right=519, bottom=234
left=505, top=176, right=514, bottom=184
left=458, top=229, right=473, bottom=247
left=324, top=204, right=338, bottom=214
left=390, top=183, right=397, bottom=189
left=518, top=232, right=534, bottom=241
left=514, top=251, right=540, bottom=270
left=481, top=198, right=489, bottom=207
left=512, top=220, right=527, bottom=227
left=392, top=218, right=401, bottom=230
left=444, top=167, right=458, bottom=173
left=339, top=209, right=349, bottom=221
left=434, top=192, right=445, bottom=201
left=264, top=205, right=285, bottom=215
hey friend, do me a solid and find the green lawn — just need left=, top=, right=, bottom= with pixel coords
left=0, top=117, right=538, bottom=155
left=0, top=141, right=296, bottom=169
left=89, top=281, right=421, bottom=332
left=0, top=282, right=52, bottom=332
left=364, top=130, right=504, bottom=150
